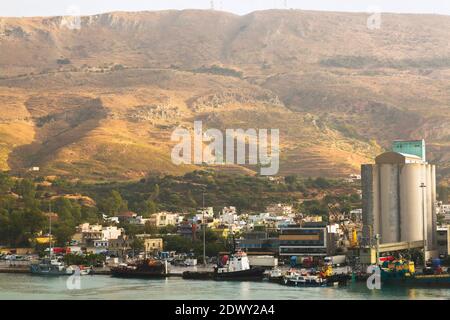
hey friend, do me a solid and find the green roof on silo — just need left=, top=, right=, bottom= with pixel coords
left=392, top=140, right=425, bottom=161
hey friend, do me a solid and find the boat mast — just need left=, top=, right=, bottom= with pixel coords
left=49, top=202, right=52, bottom=259
left=202, top=192, right=206, bottom=268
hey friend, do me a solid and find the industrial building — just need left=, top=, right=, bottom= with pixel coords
left=436, top=226, right=449, bottom=258
left=278, top=223, right=337, bottom=257
left=361, top=140, right=437, bottom=258
left=238, top=231, right=279, bottom=254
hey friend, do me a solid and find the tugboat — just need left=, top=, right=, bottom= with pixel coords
left=214, top=250, right=265, bottom=281
left=110, top=258, right=169, bottom=278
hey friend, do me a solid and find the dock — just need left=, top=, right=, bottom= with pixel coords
left=0, top=267, right=30, bottom=274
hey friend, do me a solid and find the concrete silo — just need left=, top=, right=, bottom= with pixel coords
left=362, top=147, right=437, bottom=251
left=361, top=164, right=380, bottom=245
left=379, top=164, right=400, bottom=243
left=399, top=164, right=423, bottom=242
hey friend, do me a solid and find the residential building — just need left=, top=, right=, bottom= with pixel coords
left=108, top=235, right=132, bottom=256
left=266, top=204, right=293, bottom=216
left=220, top=207, right=238, bottom=225
left=129, top=216, right=151, bottom=226
left=148, top=212, right=179, bottom=227
left=178, top=221, right=199, bottom=240
left=117, top=211, right=138, bottom=223
left=135, top=235, right=164, bottom=254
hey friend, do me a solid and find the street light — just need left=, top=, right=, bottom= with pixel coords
left=420, top=182, right=427, bottom=269
left=202, top=192, right=207, bottom=268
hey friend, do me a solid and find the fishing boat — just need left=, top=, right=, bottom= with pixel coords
left=265, top=268, right=284, bottom=283
left=110, top=259, right=169, bottom=278
left=282, top=268, right=327, bottom=287
left=30, top=258, right=71, bottom=276
left=30, top=208, right=71, bottom=276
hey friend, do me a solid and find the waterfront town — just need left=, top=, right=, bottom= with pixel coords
left=1, top=140, right=450, bottom=289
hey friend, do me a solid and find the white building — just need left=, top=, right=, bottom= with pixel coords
left=220, top=206, right=238, bottom=225
left=266, top=204, right=293, bottom=216
left=129, top=216, right=151, bottom=226
left=102, top=226, right=123, bottom=240
left=149, top=212, right=179, bottom=227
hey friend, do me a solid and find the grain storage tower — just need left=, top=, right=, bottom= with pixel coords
left=362, top=140, right=436, bottom=252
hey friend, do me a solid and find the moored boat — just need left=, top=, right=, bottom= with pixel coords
left=110, top=259, right=169, bottom=278
left=380, top=259, right=450, bottom=288
left=265, top=268, right=284, bottom=283
left=282, top=268, right=327, bottom=287
left=214, top=251, right=265, bottom=281
left=30, top=259, right=71, bottom=276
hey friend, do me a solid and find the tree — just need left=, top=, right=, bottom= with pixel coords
left=0, top=209, right=10, bottom=244
left=15, top=179, right=37, bottom=207
left=143, top=222, right=158, bottom=235
left=99, top=190, right=128, bottom=216
left=131, top=237, right=145, bottom=252
left=438, top=184, right=449, bottom=202
left=136, top=199, right=158, bottom=217
left=53, top=223, right=75, bottom=246
left=150, top=184, right=160, bottom=201
left=8, top=208, right=46, bottom=246
left=0, top=172, right=13, bottom=194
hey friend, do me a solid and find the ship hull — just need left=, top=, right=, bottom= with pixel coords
left=382, top=274, right=450, bottom=288
left=110, top=270, right=166, bottom=279
left=282, top=278, right=326, bottom=287
left=214, top=267, right=265, bottom=281
left=182, top=271, right=215, bottom=280
left=30, top=265, right=70, bottom=276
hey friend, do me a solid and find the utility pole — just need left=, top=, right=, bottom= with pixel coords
left=49, top=202, right=52, bottom=259
left=202, top=192, right=207, bottom=267
left=375, top=234, right=380, bottom=266
left=420, top=182, right=427, bottom=269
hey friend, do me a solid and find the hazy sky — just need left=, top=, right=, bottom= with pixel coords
left=1, top=0, right=450, bottom=17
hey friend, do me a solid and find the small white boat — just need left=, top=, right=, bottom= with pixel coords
left=265, top=268, right=284, bottom=283
left=282, top=268, right=327, bottom=287
left=66, top=265, right=92, bottom=276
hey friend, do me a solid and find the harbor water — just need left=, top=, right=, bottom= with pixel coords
left=0, top=274, right=449, bottom=300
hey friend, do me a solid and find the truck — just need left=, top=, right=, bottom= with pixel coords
left=324, top=255, right=347, bottom=267
left=248, top=256, right=278, bottom=268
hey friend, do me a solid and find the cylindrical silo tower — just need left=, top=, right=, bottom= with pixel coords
left=399, top=164, right=424, bottom=242
left=379, top=163, right=400, bottom=243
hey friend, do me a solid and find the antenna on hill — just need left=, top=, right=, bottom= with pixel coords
left=284, top=0, right=288, bottom=9
left=210, top=0, right=215, bottom=11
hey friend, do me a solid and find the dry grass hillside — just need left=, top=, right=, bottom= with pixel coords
left=0, top=10, right=448, bottom=181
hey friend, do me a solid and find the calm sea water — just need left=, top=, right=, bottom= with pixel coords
left=0, top=274, right=449, bottom=300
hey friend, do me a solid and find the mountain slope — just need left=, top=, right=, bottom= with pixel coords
left=0, top=10, right=448, bottom=181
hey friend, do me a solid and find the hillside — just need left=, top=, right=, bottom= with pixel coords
left=0, top=10, right=449, bottom=181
